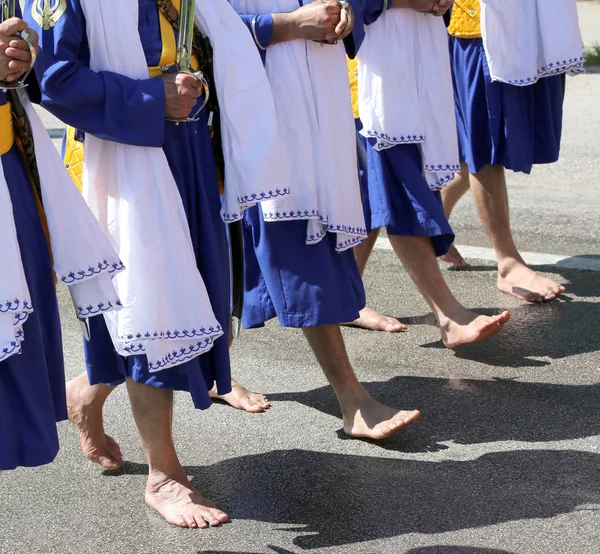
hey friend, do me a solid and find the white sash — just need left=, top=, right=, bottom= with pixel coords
left=80, top=0, right=224, bottom=371
left=0, top=93, right=123, bottom=363
left=480, top=0, right=584, bottom=86
left=359, top=9, right=460, bottom=190
left=229, top=0, right=367, bottom=252
left=193, top=0, right=289, bottom=222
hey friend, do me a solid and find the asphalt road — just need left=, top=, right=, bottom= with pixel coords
left=2, top=5, right=600, bottom=554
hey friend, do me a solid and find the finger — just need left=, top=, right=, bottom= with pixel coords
left=8, top=38, right=29, bottom=51
left=176, top=73, right=201, bottom=89
left=7, top=59, right=28, bottom=73
left=5, top=46, right=31, bottom=62
left=334, top=7, right=348, bottom=35
left=0, top=18, right=28, bottom=37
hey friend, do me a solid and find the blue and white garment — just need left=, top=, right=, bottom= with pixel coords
left=229, top=0, right=368, bottom=252
left=480, top=0, right=584, bottom=86
left=79, top=0, right=286, bottom=371
left=358, top=9, right=460, bottom=190
left=0, top=92, right=123, bottom=363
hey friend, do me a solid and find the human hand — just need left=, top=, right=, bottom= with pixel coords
left=293, top=0, right=342, bottom=43
left=0, top=18, right=38, bottom=83
left=161, top=73, right=202, bottom=120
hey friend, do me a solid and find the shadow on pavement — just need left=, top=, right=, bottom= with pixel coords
left=268, top=376, right=600, bottom=452
left=108, top=449, right=600, bottom=550
left=412, top=298, right=600, bottom=367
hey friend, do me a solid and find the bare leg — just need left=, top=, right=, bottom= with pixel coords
left=209, top=319, right=271, bottom=413
left=66, top=372, right=123, bottom=470
left=303, top=325, right=420, bottom=439
left=388, top=235, right=510, bottom=348
left=355, top=228, right=381, bottom=276
left=345, top=228, right=407, bottom=333
left=440, top=165, right=470, bottom=268
left=469, top=164, right=565, bottom=302
left=126, top=379, right=229, bottom=529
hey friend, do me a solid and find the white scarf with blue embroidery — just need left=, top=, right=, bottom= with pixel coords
left=229, top=0, right=367, bottom=252
left=480, top=0, right=584, bottom=86
left=0, top=92, right=123, bottom=363
left=358, top=9, right=460, bottom=190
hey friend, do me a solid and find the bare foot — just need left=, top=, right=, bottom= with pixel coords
left=497, top=261, right=566, bottom=302
left=146, top=469, right=229, bottom=529
left=343, top=395, right=421, bottom=440
left=343, top=307, right=407, bottom=333
left=66, top=374, right=123, bottom=470
left=440, top=308, right=511, bottom=348
left=440, top=244, right=469, bottom=268
left=209, top=379, right=271, bottom=413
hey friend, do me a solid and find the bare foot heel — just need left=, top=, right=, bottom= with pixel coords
left=145, top=469, right=229, bottom=529
left=66, top=374, right=123, bottom=470
left=209, top=379, right=271, bottom=413
left=343, top=307, right=407, bottom=333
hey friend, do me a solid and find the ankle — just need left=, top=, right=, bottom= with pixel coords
left=497, top=256, right=526, bottom=278
left=147, top=465, right=187, bottom=490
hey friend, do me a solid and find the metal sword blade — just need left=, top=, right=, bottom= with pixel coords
left=176, top=0, right=197, bottom=73
left=1, top=0, right=16, bottom=23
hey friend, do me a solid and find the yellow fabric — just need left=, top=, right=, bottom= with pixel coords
left=347, top=56, right=359, bottom=120
left=0, top=103, right=15, bottom=156
left=448, top=0, right=481, bottom=39
left=64, top=126, right=84, bottom=191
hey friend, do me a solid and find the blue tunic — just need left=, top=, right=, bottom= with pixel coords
left=237, top=0, right=367, bottom=329
left=450, top=36, right=565, bottom=175
left=0, top=93, right=67, bottom=470
left=26, top=0, right=233, bottom=409
left=357, top=0, right=454, bottom=257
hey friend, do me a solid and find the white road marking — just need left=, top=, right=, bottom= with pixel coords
left=374, top=237, right=600, bottom=272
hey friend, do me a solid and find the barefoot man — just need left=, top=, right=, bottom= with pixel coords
left=231, top=0, right=421, bottom=439
left=0, top=8, right=121, bottom=470
left=346, top=0, right=510, bottom=346
left=28, top=0, right=285, bottom=527
left=441, top=0, right=583, bottom=301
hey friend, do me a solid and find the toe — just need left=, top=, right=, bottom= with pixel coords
left=212, top=509, right=230, bottom=523
left=194, top=515, right=209, bottom=529
left=174, top=516, right=188, bottom=528
left=184, top=514, right=197, bottom=528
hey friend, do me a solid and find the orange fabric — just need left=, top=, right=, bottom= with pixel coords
left=347, top=56, right=359, bottom=120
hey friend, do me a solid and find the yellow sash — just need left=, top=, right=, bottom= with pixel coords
left=65, top=2, right=200, bottom=190
left=448, top=0, right=482, bottom=39
left=347, top=56, right=359, bottom=120
left=0, top=103, right=15, bottom=155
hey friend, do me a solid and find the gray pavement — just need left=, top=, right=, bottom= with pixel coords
left=2, top=6, right=600, bottom=554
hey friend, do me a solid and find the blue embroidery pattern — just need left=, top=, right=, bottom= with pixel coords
left=77, top=299, right=123, bottom=317
left=60, top=259, right=125, bottom=285
left=505, top=57, right=584, bottom=85
left=1, top=298, right=32, bottom=314
left=262, top=210, right=368, bottom=237
left=221, top=188, right=291, bottom=222
left=0, top=329, right=24, bottom=362
left=118, top=324, right=223, bottom=343
left=363, top=129, right=427, bottom=150
left=123, top=336, right=218, bottom=371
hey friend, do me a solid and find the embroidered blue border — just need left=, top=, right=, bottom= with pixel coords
left=221, top=188, right=291, bottom=221
left=119, top=324, right=223, bottom=343
left=77, top=299, right=123, bottom=317
left=0, top=329, right=24, bottom=362
left=504, top=58, right=584, bottom=85
left=1, top=298, right=33, bottom=314
left=262, top=209, right=367, bottom=237
left=60, top=259, right=125, bottom=285
left=123, top=336, right=218, bottom=371
left=363, top=129, right=427, bottom=145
